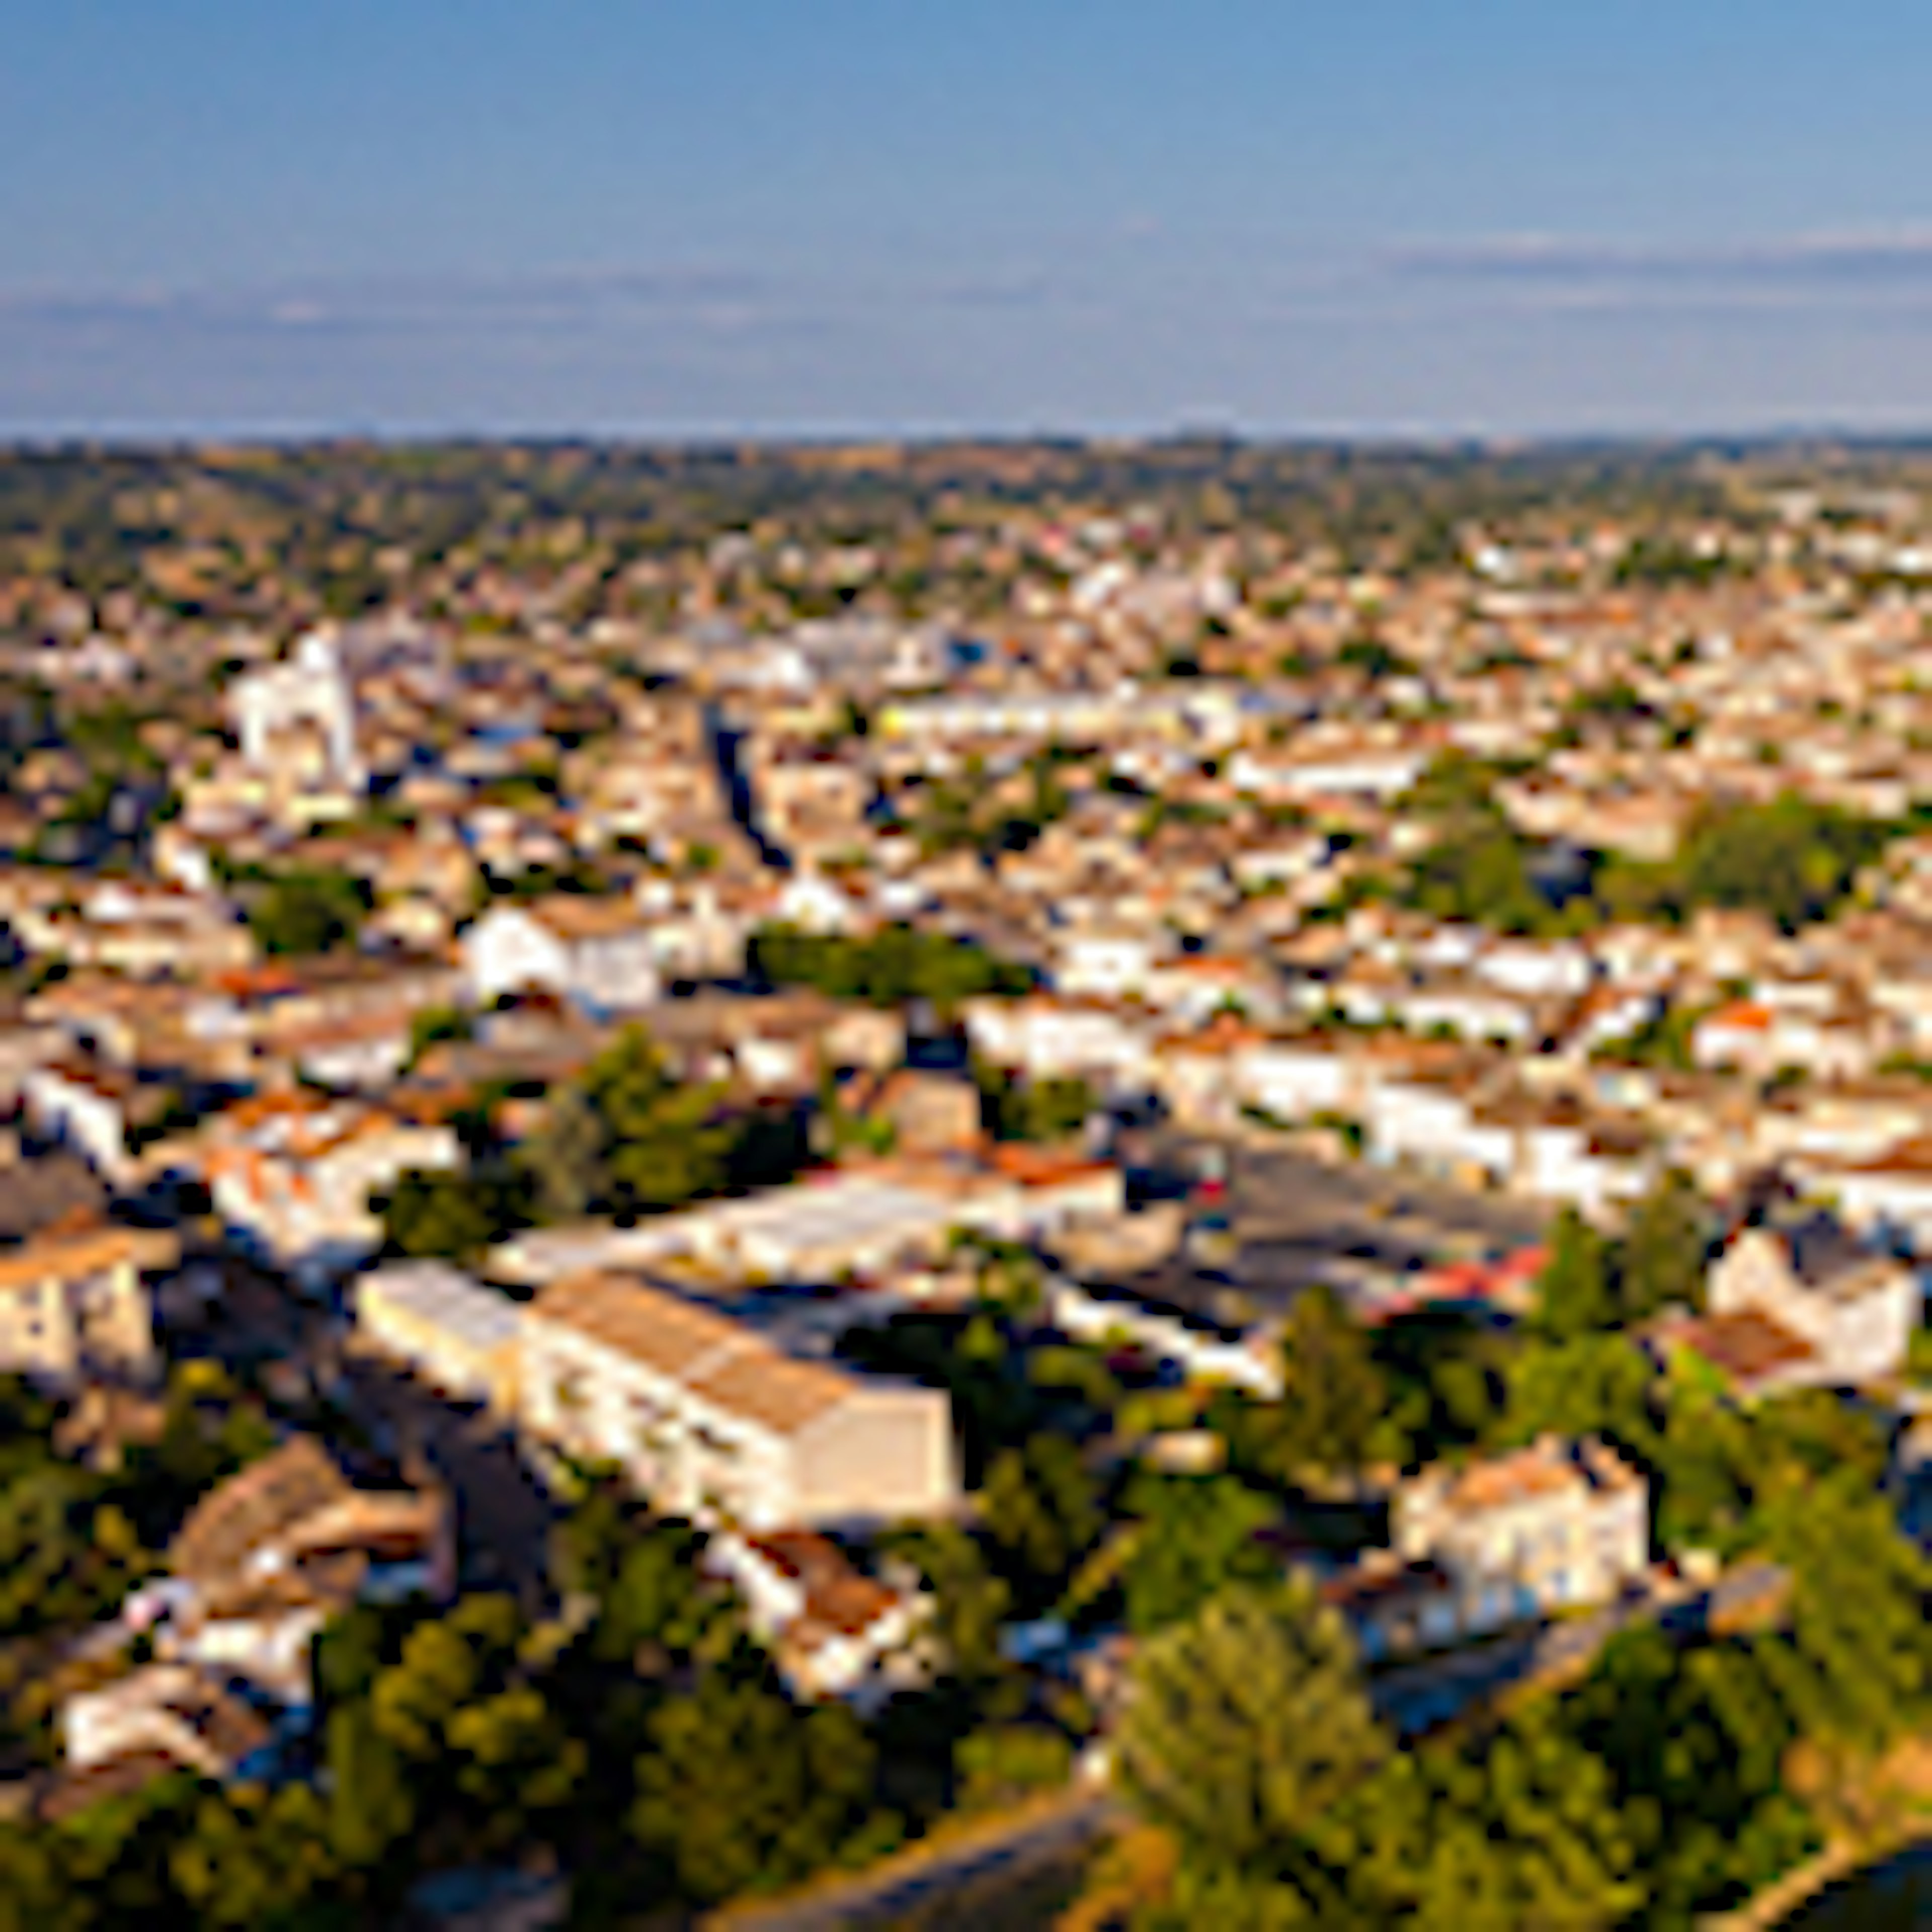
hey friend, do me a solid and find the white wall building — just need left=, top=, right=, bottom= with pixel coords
left=462, top=898, right=663, bottom=1014
left=518, top=1271, right=957, bottom=1530
left=1394, top=1436, right=1649, bottom=1625
left=230, top=631, right=364, bottom=792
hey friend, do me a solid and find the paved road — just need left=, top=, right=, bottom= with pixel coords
left=1374, top=1600, right=1630, bottom=1736
left=337, top=1349, right=558, bottom=1595
left=708, top=1789, right=1115, bottom=1932
left=182, top=1259, right=557, bottom=1597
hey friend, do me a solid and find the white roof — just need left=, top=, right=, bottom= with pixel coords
left=357, top=1261, right=521, bottom=1350
left=488, top=1222, right=684, bottom=1286
left=490, top=1175, right=962, bottom=1285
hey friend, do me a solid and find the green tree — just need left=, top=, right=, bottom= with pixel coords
left=630, top=1674, right=887, bottom=1904
left=1618, top=1170, right=1709, bottom=1320
left=1121, top=1474, right=1283, bottom=1635
left=520, top=1085, right=604, bottom=1223
left=575, top=1028, right=735, bottom=1215
left=444, top=1681, right=587, bottom=1848
left=1500, top=1334, right=1657, bottom=1460
left=369, top=1593, right=522, bottom=1760
left=315, top=1603, right=395, bottom=1709
left=1254, top=1285, right=1386, bottom=1479
left=1410, top=823, right=1552, bottom=935
left=980, top=1434, right=1103, bottom=1604
left=954, top=1723, right=1073, bottom=1812
left=376, top=1168, right=506, bottom=1261
left=589, top=1521, right=725, bottom=1666
left=878, top=1521, right=1012, bottom=1683
left=1675, top=794, right=1885, bottom=932
left=248, top=867, right=369, bottom=956
left=325, top=1703, right=415, bottom=1870
left=1344, top=1711, right=1644, bottom=1931
left=1532, top=1209, right=1617, bottom=1341
left=405, top=1004, right=473, bottom=1069
left=1116, top=1579, right=1388, bottom=1889
left=1761, top=1473, right=1932, bottom=1749
left=1563, top=1626, right=1814, bottom=1921
left=170, top=1786, right=340, bottom=1928
left=0, top=1824, right=82, bottom=1932
left=749, top=924, right=1028, bottom=1010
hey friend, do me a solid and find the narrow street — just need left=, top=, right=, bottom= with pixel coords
left=707, top=1789, right=1115, bottom=1932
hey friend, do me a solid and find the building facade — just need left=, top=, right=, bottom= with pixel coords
left=518, top=1271, right=956, bottom=1530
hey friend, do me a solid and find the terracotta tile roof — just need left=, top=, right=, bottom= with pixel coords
left=1440, top=1448, right=1577, bottom=1512
left=1671, top=1310, right=1816, bottom=1386
left=983, top=1143, right=1112, bottom=1186
left=530, top=1271, right=867, bottom=1439
left=525, top=894, right=649, bottom=941
left=0, top=1223, right=177, bottom=1295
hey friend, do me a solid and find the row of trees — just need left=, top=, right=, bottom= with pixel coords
left=1405, top=754, right=1893, bottom=936
left=748, top=923, right=1032, bottom=1009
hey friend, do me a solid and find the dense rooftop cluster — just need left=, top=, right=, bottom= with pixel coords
left=0, top=441, right=1925, bottom=1926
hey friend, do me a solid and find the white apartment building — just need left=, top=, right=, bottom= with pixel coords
left=519, top=1271, right=957, bottom=1530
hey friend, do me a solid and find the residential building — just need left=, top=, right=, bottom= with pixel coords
left=1393, top=1435, right=1650, bottom=1621
left=63, top=1664, right=276, bottom=1783
left=1679, top=1216, right=1919, bottom=1392
left=704, top=1527, right=934, bottom=1712
left=0, top=1220, right=176, bottom=1386
left=165, top=1434, right=453, bottom=1603
left=462, top=897, right=663, bottom=1014
left=354, top=1261, right=523, bottom=1414
left=518, top=1271, right=958, bottom=1529
left=194, top=1091, right=462, bottom=1288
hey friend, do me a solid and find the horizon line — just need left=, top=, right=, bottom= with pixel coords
left=10, top=420, right=1932, bottom=454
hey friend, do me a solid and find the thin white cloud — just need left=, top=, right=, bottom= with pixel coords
left=1387, top=226, right=1932, bottom=286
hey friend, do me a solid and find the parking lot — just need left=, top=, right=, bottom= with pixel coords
left=1126, top=1133, right=1550, bottom=1329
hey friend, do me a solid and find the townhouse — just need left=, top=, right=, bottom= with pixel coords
left=462, top=894, right=664, bottom=1014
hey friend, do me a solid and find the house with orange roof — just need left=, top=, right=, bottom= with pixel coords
left=704, top=1527, right=934, bottom=1711
left=1679, top=1216, right=1918, bottom=1393
left=1393, top=1435, right=1649, bottom=1629
left=194, top=1092, right=461, bottom=1289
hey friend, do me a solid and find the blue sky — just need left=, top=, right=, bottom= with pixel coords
left=8, top=1, right=1932, bottom=437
